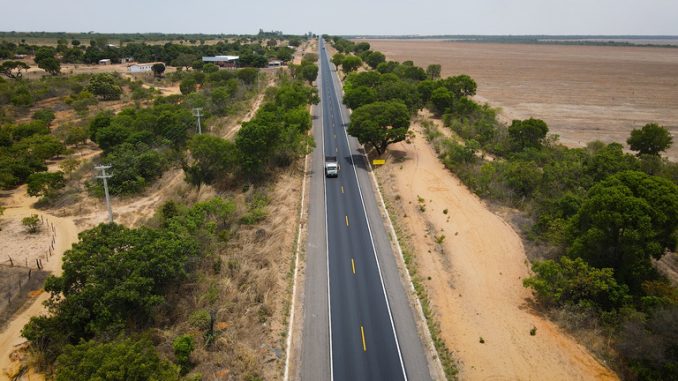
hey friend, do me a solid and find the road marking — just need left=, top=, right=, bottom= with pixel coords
left=340, top=185, right=344, bottom=193
left=336, top=147, right=338, bottom=153
left=345, top=215, right=349, bottom=226
left=360, top=325, right=367, bottom=352
left=351, top=258, right=356, bottom=274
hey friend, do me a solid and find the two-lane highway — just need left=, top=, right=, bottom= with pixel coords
left=319, top=37, right=406, bottom=380
left=299, top=38, right=434, bottom=381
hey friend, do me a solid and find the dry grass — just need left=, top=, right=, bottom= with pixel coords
left=152, top=165, right=304, bottom=380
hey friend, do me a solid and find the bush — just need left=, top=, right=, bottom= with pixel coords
left=55, top=337, right=180, bottom=381
left=173, top=335, right=194, bottom=374
left=22, top=214, right=40, bottom=233
left=523, top=257, right=630, bottom=311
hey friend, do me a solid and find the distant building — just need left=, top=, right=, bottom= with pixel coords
left=127, top=63, right=153, bottom=73
left=120, top=57, right=135, bottom=64
left=268, top=60, right=283, bottom=67
left=202, top=55, right=239, bottom=68
left=98, top=59, right=111, bottom=65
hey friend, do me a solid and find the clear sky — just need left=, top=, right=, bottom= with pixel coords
left=5, top=0, right=678, bottom=35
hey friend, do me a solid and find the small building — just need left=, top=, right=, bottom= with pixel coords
left=202, top=55, right=239, bottom=68
left=120, top=57, right=135, bottom=64
left=98, top=59, right=111, bottom=65
left=127, top=63, right=153, bottom=73
left=268, top=60, right=283, bottom=67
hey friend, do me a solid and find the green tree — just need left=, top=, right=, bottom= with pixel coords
left=180, top=77, right=197, bottom=95
left=151, top=63, right=166, bottom=78
left=353, top=42, right=371, bottom=54
left=202, top=63, right=218, bottom=73
left=32, top=109, right=56, bottom=125
left=299, top=63, right=318, bottom=85
left=27, top=171, right=65, bottom=198
left=87, top=73, right=122, bottom=100
left=426, top=64, right=442, bottom=80
left=348, top=100, right=410, bottom=155
left=441, top=74, right=477, bottom=98
left=568, top=171, right=678, bottom=292
left=0, top=60, right=30, bottom=79
left=37, top=57, right=61, bottom=75
left=627, top=123, right=673, bottom=156
left=508, top=118, right=549, bottom=151
left=341, top=55, right=362, bottom=75
left=184, top=135, right=237, bottom=186
left=343, top=86, right=377, bottom=110
left=331, top=53, right=345, bottom=68
left=171, top=53, right=197, bottom=70
left=430, top=87, right=453, bottom=115
left=364, top=51, right=386, bottom=69
left=12, top=134, right=65, bottom=162
left=55, top=337, right=180, bottom=381
left=523, top=257, right=630, bottom=311
left=236, top=67, right=258, bottom=85
left=11, top=120, right=50, bottom=141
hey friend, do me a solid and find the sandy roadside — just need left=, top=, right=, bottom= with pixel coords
left=0, top=191, right=78, bottom=380
left=376, top=121, right=618, bottom=380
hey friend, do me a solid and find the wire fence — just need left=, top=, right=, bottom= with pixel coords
left=0, top=214, right=57, bottom=271
left=0, top=214, right=57, bottom=324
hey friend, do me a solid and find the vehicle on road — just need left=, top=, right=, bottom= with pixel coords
left=325, top=156, right=338, bottom=177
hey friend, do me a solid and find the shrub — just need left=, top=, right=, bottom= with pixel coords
left=173, top=334, right=194, bottom=374
left=22, top=214, right=40, bottom=233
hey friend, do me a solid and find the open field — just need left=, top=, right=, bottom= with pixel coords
left=366, top=40, right=678, bottom=159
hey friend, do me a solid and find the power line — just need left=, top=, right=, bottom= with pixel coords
left=95, top=164, right=114, bottom=223
left=192, top=107, right=203, bottom=134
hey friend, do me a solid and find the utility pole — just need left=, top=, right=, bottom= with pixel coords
left=95, top=165, right=114, bottom=223
left=192, top=107, right=203, bottom=134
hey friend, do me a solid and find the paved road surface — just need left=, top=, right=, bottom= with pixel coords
left=300, top=38, right=433, bottom=381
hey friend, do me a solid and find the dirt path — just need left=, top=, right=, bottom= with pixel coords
left=224, top=76, right=276, bottom=139
left=0, top=191, right=78, bottom=380
left=377, top=122, right=617, bottom=380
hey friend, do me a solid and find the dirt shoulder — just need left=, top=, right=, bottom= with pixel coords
left=375, top=120, right=618, bottom=380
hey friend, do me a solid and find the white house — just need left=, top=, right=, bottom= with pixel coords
left=127, top=63, right=153, bottom=73
left=268, top=60, right=283, bottom=67
left=98, top=59, right=111, bottom=65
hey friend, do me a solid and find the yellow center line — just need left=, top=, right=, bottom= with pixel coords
left=360, top=325, right=367, bottom=352
left=351, top=258, right=356, bottom=274
left=340, top=185, right=344, bottom=193
left=345, top=215, right=349, bottom=226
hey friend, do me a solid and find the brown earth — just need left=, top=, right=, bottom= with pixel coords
left=366, top=40, right=678, bottom=160
left=375, top=119, right=618, bottom=380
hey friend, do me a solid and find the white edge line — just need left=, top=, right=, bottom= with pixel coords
left=319, top=42, right=335, bottom=381
left=329, top=50, right=445, bottom=380
left=325, top=46, right=409, bottom=381
left=283, top=104, right=311, bottom=381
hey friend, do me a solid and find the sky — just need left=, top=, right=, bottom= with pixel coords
left=4, top=0, right=678, bottom=35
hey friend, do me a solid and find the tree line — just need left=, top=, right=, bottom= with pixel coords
left=329, top=36, right=678, bottom=380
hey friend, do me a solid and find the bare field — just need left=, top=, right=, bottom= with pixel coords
left=367, top=40, right=678, bottom=159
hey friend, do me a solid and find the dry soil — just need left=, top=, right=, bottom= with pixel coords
left=367, top=40, right=678, bottom=160
left=376, top=120, right=618, bottom=380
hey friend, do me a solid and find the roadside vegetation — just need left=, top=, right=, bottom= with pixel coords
left=0, top=32, right=315, bottom=380
left=328, top=35, right=678, bottom=380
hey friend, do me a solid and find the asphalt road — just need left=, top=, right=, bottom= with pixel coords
left=299, top=39, right=434, bottom=381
